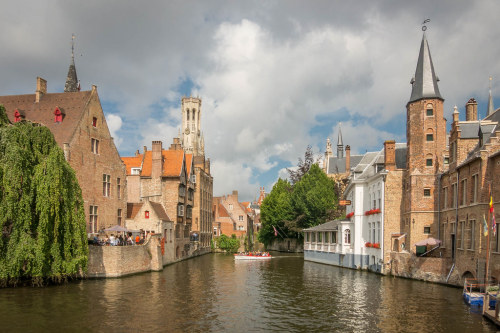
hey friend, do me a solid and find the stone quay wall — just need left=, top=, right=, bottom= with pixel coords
left=267, top=238, right=304, bottom=252
left=87, top=234, right=211, bottom=278
left=389, top=252, right=462, bottom=286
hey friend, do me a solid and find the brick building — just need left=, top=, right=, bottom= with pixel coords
left=180, top=97, right=213, bottom=252
left=213, top=191, right=250, bottom=238
left=310, top=31, right=500, bottom=283
left=0, top=62, right=127, bottom=235
left=122, top=139, right=195, bottom=260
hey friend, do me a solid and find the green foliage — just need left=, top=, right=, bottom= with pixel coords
left=259, top=164, right=338, bottom=246
left=287, top=145, right=315, bottom=185
left=290, top=164, right=337, bottom=229
left=0, top=106, right=88, bottom=286
left=258, top=178, right=294, bottom=246
left=214, top=234, right=240, bottom=253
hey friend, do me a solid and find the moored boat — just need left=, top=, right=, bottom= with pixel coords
left=234, top=252, right=272, bottom=260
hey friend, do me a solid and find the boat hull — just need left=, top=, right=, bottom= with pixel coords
left=234, top=255, right=272, bottom=260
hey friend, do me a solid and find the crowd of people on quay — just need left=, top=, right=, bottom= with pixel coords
left=91, top=231, right=153, bottom=246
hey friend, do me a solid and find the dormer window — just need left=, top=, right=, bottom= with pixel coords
left=14, top=109, right=23, bottom=123
left=54, top=107, right=63, bottom=123
left=92, top=117, right=97, bottom=127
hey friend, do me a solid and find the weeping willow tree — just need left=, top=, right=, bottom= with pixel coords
left=0, top=105, right=88, bottom=287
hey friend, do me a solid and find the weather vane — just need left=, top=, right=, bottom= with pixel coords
left=422, top=19, right=430, bottom=31
left=71, top=33, right=75, bottom=58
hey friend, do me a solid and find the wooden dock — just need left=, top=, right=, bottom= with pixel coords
left=483, top=293, right=500, bottom=327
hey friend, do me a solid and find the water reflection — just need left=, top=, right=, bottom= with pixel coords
left=0, top=253, right=496, bottom=332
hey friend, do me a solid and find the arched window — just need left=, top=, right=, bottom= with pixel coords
left=344, top=229, right=351, bottom=244
left=426, top=103, right=434, bottom=116
left=426, top=128, right=434, bottom=142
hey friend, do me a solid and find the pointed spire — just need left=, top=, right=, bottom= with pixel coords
left=337, top=123, right=344, bottom=158
left=409, top=32, right=443, bottom=103
left=64, top=34, right=79, bottom=92
left=487, top=76, right=494, bottom=117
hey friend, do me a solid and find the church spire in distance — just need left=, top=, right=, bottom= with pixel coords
left=64, top=34, right=79, bottom=92
left=409, top=21, right=443, bottom=103
left=337, top=123, right=344, bottom=158
left=487, top=76, right=495, bottom=117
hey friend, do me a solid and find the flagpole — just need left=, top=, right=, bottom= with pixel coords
left=486, top=183, right=492, bottom=286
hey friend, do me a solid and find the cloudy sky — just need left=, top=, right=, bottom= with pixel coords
left=1, top=0, right=500, bottom=201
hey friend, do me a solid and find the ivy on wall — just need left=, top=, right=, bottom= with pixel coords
left=0, top=105, right=88, bottom=287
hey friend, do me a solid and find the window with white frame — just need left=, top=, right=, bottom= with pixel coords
left=332, top=231, right=337, bottom=244
left=131, top=168, right=141, bottom=175
left=89, top=205, right=98, bottom=233
left=177, top=205, right=184, bottom=217
left=344, top=229, right=351, bottom=244
left=102, top=174, right=110, bottom=197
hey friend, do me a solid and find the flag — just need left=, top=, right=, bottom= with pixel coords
left=493, top=214, right=497, bottom=237
left=483, top=214, right=489, bottom=237
left=491, top=189, right=496, bottom=236
left=273, top=226, right=278, bottom=237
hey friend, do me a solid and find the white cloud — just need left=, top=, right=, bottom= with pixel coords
left=2, top=1, right=500, bottom=201
left=106, top=113, right=123, bottom=147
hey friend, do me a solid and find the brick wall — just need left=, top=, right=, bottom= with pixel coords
left=68, top=90, right=127, bottom=233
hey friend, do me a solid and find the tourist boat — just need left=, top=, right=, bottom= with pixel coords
left=463, top=278, right=485, bottom=306
left=234, top=253, right=272, bottom=260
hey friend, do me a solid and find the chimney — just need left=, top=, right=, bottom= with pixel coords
left=452, top=105, right=459, bottom=124
left=169, top=137, right=182, bottom=151
left=384, top=140, right=396, bottom=171
left=135, top=149, right=140, bottom=156
left=345, top=145, right=351, bottom=173
left=35, top=77, right=47, bottom=103
left=63, top=143, right=70, bottom=161
left=143, top=145, right=148, bottom=154
left=151, top=141, right=163, bottom=178
left=465, top=98, right=477, bottom=121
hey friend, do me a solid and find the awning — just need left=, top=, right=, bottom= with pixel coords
left=414, top=237, right=441, bottom=246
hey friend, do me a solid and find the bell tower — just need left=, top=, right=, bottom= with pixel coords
left=181, top=96, right=204, bottom=156
left=403, top=27, right=446, bottom=252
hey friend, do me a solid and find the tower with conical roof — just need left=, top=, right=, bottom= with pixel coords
left=406, top=30, right=446, bottom=172
left=403, top=27, right=447, bottom=253
left=64, top=34, right=79, bottom=93
left=337, top=123, right=344, bottom=158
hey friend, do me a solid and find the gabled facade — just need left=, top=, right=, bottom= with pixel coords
left=0, top=77, right=127, bottom=235
left=122, top=139, right=196, bottom=260
left=305, top=142, right=406, bottom=273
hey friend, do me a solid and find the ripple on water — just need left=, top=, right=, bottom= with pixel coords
left=0, top=253, right=496, bottom=332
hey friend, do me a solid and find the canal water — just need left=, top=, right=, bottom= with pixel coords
left=0, top=253, right=495, bottom=332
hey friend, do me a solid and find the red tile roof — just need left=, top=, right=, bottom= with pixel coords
left=122, top=155, right=143, bottom=175
left=185, top=153, right=193, bottom=177
left=129, top=149, right=185, bottom=178
left=0, top=91, right=92, bottom=146
left=150, top=201, right=171, bottom=221
left=218, top=204, right=230, bottom=217
left=127, top=203, right=143, bottom=219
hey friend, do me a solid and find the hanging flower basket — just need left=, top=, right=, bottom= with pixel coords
left=364, top=208, right=381, bottom=216
left=365, top=242, right=372, bottom=248
left=346, top=212, right=354, bottom=219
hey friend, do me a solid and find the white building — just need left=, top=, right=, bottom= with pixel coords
left=304, top=143, right=406, bottom=273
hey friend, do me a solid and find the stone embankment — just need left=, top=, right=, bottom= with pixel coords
left=389, top=252, right=462, bottom=286
left=87, top=234, right=210, bottom=278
